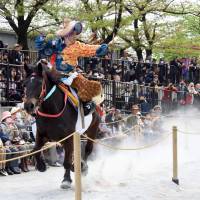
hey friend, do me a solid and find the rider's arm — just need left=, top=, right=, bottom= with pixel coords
left=72, top=41, right=108, bottom=58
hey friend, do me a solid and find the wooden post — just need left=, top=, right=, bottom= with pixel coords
left=73, top=132, right=82, bottom=200
left=172, top=126, right=179, bottom=185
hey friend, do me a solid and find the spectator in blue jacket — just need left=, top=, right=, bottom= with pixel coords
left=139, top=96, right=151, bottom=116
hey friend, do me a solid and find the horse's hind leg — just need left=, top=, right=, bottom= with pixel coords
left=84, top=134, right=95, bottom=161
left=82, top=113, right=100, bottom=174
left=33, top=131, right=47, bottom=172
left=61, top=138, right=73, bottom=189
left=84, top=113, right=100, bottom=161
left=81, top=129, right=98, bottom=175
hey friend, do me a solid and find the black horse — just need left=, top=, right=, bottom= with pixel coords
left=23, top=62, right=100, bottom=189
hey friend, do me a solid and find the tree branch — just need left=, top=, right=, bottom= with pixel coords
left=0, top=3, right=18, bottom=33
left=41, top=6, right=60, bottom=23
left=80, top=0, right=93, bottom=12
left=26, top=0, right=50, bottom=27
left=103, top=0, right=123, bottom=44
left=28, top=22, right=60, bottom=33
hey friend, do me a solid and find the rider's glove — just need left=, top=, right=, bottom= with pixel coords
left=61, top=72, right=78, bottom=86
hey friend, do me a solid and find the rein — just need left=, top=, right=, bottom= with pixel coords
left=36, top=76, right=68, bottom=118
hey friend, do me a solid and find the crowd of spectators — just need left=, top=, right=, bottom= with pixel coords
left=0, top=41, right=200, bottom=111
left=83, top=52, right=200, bottom=112
left=103, top=79, right=200, bottom=114
left=0, top=106, right=64, bottom=177
left=0, top=40, right=200, bottom=177
left=0, top=41, right=29, bottom=104
left=96, top=102, right=163, bottom=140
left=84, top=51, right=200, bottom=85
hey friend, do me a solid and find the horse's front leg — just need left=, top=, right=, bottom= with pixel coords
left=61, top=137, right=73, bottom=189
left=33, top=130, right=47, bottom=172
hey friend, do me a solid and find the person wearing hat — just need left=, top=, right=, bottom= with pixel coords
left=126, top=104, right=141, bottom=128
left=11, top=107, right=31, bottom=138
left=2, top=110, right=31, bottom=172
left=11, top=107, right=35, bottom=144
left=10, top=107, right=24, bottom=129
left=152, top=105, right=162, bottom=122
left=10, top=107, right=21, bottom=116
left=35, top=17, right=110, bottom=115
left=0, top=111, right=21, bottom=174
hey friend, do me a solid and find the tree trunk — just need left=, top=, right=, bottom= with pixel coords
left=17, top=30, right=28, bottom=50
left=135, top=48, right=143, bottom=61
left=145, top=48, right=152, bottom=59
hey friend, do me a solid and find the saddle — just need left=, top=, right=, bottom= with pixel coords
left=58, top=83, right=95, bottom=119
left=71, top=74, right=102, bottom=102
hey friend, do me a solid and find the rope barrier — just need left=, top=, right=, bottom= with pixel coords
left=178, top=129, right=200, bottom=135
left=162, top=114, right=200, bottom=119
left=0, top=142, right=34, bottom=149
left=98, top=134, right=127, bottom=141
left=82, top=132, right=171, bottom=151
left=98, top=124, right=148, bottom=141
left=0, top=149, right=31, bottom=155
left=0, top=132, right=74, bottom=164
left=1, top=126, right=198, bottom=162
left=100, top=114, right=132, bottom=125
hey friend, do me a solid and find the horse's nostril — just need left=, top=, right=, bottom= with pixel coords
left=30, top=103, right=34, bottom=109
left=31, top=113, right=37, bottom=117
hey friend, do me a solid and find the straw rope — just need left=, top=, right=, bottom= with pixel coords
left=82, top=132, right=171, bottom=151
left=0, top=132, right=74, bottom=163
left=0, top=149, right=31, bottom=155
left=178, top=129, right=200, bottom=135
left=100, top=114, right=132, bottom=125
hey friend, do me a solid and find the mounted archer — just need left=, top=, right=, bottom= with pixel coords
left=35, top=18, right=109, bottom=115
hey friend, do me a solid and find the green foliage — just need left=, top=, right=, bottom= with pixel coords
left=154, top=24, right=200, bottom=60
left=0, top=0, right=199, bottom=55
left=183, top=15, right=200, bottom=36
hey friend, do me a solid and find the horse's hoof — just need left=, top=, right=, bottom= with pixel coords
left=82, top=168, right=88, bottom=176
left=81, top=162, right=88, bottom=176
left=60, top=181, right=71, bottom=189
left=36, top=161, right=47, bottom=172
left=70, top=165, right=74, bottom=172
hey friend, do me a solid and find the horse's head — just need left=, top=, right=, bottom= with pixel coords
left=23, top=61, right=45, bottom=115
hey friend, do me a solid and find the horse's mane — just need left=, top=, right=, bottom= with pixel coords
left=25, top=60, right=65, bottom=85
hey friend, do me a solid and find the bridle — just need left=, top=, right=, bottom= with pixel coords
left=38, top=78, right=47, bottom=105
left=27, top=72, right=68, bottom=118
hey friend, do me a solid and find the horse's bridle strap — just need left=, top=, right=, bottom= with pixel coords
left=43, top=85, right=57, bottom=101
left=36, top=90, right=68, bottom=118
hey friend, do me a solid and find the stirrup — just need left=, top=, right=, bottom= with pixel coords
left=83, top=101, right=95, bottom=116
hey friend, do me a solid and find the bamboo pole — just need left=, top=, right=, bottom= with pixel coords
left=73, top=132, right=82, bottom=200
left=172, top=126, right=179, bottom=185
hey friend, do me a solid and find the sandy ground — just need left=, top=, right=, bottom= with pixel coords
left=2, top=109, right=200, bottom=200
left=1, top=131, right=200, bottom=200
